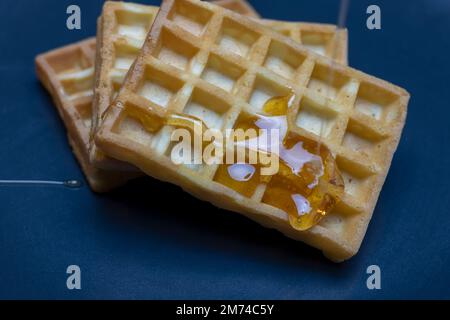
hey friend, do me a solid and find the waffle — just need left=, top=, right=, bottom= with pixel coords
left=259, top=20, right=348, bottom=65
left=35, top=38, right=138, bottom=192
left=211, top=1, right=347, bottom=64
left=213, top=1, right=348, bottom=64
left=96, top=0, right=408, bottom=261
left=91, top=1, right=348, bottom=169
left=90, top=2, right=160, bottom=170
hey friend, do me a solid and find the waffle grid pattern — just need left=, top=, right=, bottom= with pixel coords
left=97, top=0, right=408, bottom=261
left=35, top=39, right=135, bottom=192
left=90, top=3, right=160, bottom=169
left=212, top=1, right=348, bottom=64
left=91, top=0, right=348, bottom=169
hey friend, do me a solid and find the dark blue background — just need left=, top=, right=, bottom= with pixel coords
left=1, top=0, right=449, bottom=299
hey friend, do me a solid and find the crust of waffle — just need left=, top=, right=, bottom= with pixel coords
left=91, top=1, right=348, bottom=170
left=97, top=0, right=409, bottom=261
left=67, top=134, right=133, bottom=192
left=91, top=2, right=161, bottom=170
left=35, top=38, right=138, bottom=192
left=212, top=0, right=260, bottom=18
left=214, top=1, right=348, bottom=64
left=259, top=20, right=348, bottom=65
left=89, top=1, right=261, bottom=169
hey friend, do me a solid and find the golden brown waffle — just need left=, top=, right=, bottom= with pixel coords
left=212, top=0, right=260, bottom=18
left=259, top=20, right=348, bottom=65
left=90, top=2, right=160, bottom=170
left=213, top=1, right=348, bottom=64
left=90, top=1, right=261, bottom=169
left=35, top=38, right=138, bottom=192
left=91, top=1, right=347, bottom=169
left=96, top=0, right=408, bottom=260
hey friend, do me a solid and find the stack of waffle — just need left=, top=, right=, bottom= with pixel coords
left=36, top=0, right=409, bottom=261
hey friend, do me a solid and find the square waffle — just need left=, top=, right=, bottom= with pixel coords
left=36, top=1, right=259, bottom=179
left=90, top=2, right=160, bottom=170
left=90, top=1, right=348, bottom=169
left=259, top=20, right=348, bottom=65
left=35, top=38, right=138, bottom=192
left=96, top=0, right=409, bottom=261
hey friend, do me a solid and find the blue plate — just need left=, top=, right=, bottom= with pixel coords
left=0, top=0, right=449, bottom=299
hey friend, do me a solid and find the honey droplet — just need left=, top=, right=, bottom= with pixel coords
left=63, top=180, right=83, bottom=188
left=214, top=93, right=344, bottom=231
left=166, top=113, right=209, bottom=133
left=263, top=93, right=295, bottom=116
left=166, top=113, right=212, bottom=152
left=263, top=132, right=344, bottom=231
left=126, top=106, right=165, bottom=133
left=214, top=163, right=261, bottom=198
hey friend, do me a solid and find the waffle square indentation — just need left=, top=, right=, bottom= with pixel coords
left=216, top=17, right=260, bottom=58
left=355, top=82, right=400, bottom=123
left=264, top=40, right=305, bottom=80
left=201, top=54, right=245, bottom=93
left=168, top=0, right=213, bottom=37
left=137, top=65, right=184, bottom=108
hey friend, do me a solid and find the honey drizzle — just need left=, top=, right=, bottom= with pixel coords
left=216, top=94, right=344, bottom=231
left=127, top=93, right=344, bottom=231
